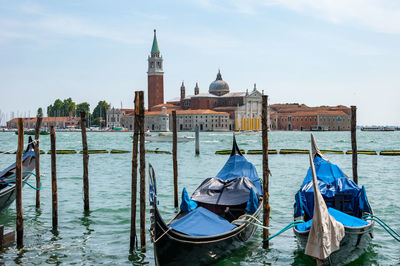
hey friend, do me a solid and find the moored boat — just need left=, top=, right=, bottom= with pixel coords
left=148, top=136, right=263, bottom=265
left=293, top=135, right=374, bottom=264
left=0, top=137, right=36, bottom=212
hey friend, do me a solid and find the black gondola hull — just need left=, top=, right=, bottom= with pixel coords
left=293, top=221, right=374, bottom=264
left=151, top=204, right=262, bottom=266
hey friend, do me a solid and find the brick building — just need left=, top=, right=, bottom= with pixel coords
left=269, top=104, right=351, bottom=131
left=147, top=30, right=164, bottom=111
left=6, top=117, right=80, bottom=129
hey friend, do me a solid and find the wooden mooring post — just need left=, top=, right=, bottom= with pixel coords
left=80, top=111, right=90, bottom=212
left=262, top=95, right=271, bottom=249
left=34, top=116, right=42, bottom=208
left=130, top=92, right=140, bottom=252
left=0, top=225, right=15, bottom=250
left=50, top=126, right=58, bottom=230
left=172, top=110, right=178, bottom=208
left=138, top=91, right=146, bottom=250
left=195, top=125, right=200, bottom=155
left=16, top=118, right=24, bottom=248
left=351, top=106, right=358, bottom=185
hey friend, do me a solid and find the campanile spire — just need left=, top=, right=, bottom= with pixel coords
left=147, top=29, right=164, bottom=111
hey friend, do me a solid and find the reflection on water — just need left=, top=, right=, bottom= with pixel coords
left=0, top=131, right=398, bottom=265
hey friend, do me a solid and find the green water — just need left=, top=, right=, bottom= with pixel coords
left=0, top=131, right=399, bottom=265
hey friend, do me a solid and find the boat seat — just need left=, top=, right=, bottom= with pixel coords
left=324, top=193, right=353, bottom=215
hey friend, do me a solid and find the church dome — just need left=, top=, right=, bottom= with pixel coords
left=209, top=70, right=229, bottom=95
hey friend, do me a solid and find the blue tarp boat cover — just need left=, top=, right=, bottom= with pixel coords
left=169, top=207, right=236, bottom=236
left=246, top=187, right=258, bottom=214
left=296, top=207, right=369, bottom=232
left=180, top=187, right=197, bottom=212
left=294, top=156, right=372, bottom=219
left=216, top=155, right=262, bottom=195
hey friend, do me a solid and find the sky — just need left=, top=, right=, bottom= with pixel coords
left=0, top=0, right=399, bottom=126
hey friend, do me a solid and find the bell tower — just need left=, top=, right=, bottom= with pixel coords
left=147, top=29, right=164, bottom=111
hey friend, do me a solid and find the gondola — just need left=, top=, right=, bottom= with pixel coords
left=0, top=137, right=36, bottom=212
left=148, top=136, right=263, bottom=265
left=293, top=135, right=374, bottom=264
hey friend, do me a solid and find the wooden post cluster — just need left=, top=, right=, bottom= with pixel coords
left=262, top=95, right=271, bottom=249
left=130, top=92, right=140, bottom=252
left=50, top=126, right=58, bottom=230
left=16, top=118, right=24, bottom=248
left=172, top=110, right=178, bottom=208
left=34, top=116, right=42, bottom=208
left=195, top=125, right=200, bottom=155
left=138, top=91, right=146, bottom=250
left=80, top=111, right=90, bottom=212
left=351, top=106, right=358, bottom=185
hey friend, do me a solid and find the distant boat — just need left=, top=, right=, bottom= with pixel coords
left=293, top=135, right=374, bottom=264
left=131, top=132, right=194, bottom=142
left=149, top=136, right=263, bottom=265
left=14, top=130, right=49, bottom=135
left=0, top=137, right=36, bottom=212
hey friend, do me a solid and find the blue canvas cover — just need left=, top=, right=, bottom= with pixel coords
left=216, top=155, right=262, bottom=195
left=246, top=187, right=258, bottom=214
left=180, top=187, right=197, bottom=212
left=169, top=207, right=236, bottom=236
left=294, top=156, right=371, bottom=218
left=296, top=207, right=369, bottom=232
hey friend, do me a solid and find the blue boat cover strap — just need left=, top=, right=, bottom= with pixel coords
left=216, top=155, right=262, bottom=195
left=245, top=187, right=258, bottom=214
left=169, top=207, right=236, bottom=236
left=296, top=207, right=369, bottom=232
left=180, top=187, right=197, bottom=212
left=191, top=177, right=258, bottom=206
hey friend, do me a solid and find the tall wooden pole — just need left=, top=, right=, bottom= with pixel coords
left=50, top=126, right=58, bottom=230
left=172, top=110, right=178, bottom=208
left=351, top=106, right=358, bottom=184
left=16, top=118, right=24, bottom=248
left=262, top=95, right=271, bottom=249
left=80, top=111, right=89, bottom=212
left=34, top=116, right=42, bottom=208
left=130, top=92, right=140, bottom=252
left=138, top=91, right=146, bottom=250
left=195, top=125, right=200, bottom=155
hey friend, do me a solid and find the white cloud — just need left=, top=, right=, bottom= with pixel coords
left=0, top=3, right=146, bottom=45
left=265, top=0, right=400, bottom=34
left=194, top=0, right=400, bottom=34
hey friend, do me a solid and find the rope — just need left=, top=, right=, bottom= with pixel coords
left=362, top=214, right=400, bottom=242
left=263, top=220, right=305, bottom=242
left=154, top=227, right=172, bottom=243
left=1, top=171, right=42, bottom=191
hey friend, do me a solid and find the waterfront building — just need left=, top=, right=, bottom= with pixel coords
left=269, top=104, right=351, bottom=131
left=6, top=117, right=80, bottom=129
left=106, top=108, right=134, bottom=129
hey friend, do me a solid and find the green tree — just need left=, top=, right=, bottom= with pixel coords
left=92, top=100, right=110, bottom=128
left=76, top=102, right=90, bottom=116
left=37, top=107, right=43, bottom=118
left=63, top=98, right=76, bottom=116
left=46, top=98, right=76, bottom=117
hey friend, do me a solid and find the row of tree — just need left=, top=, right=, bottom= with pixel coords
left=44, top=98, right=110, bottom=127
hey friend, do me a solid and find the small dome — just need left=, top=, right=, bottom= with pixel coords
left=209, top=70, right=229, bottom=95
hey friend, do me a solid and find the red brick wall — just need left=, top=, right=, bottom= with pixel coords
left=148, top=75, right=164, bottom=111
